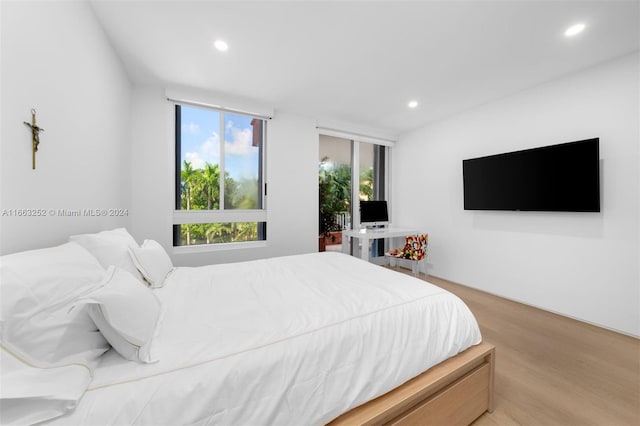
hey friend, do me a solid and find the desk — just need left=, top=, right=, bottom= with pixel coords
left=342, top=227, right=420, bottom=262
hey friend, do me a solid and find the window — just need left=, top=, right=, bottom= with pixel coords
left=174, top=103, right=267, bottom=247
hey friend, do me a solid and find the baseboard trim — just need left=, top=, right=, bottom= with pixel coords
left=428, top=274, right=640, bottom=340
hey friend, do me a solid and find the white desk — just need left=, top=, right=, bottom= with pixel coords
left=342, top=227, right=420, bottom=262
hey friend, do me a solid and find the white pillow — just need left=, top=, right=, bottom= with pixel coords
left=0, top=243, right=109, bottom=424
left=0, top=242, right=109, bottom=366
left=69, top=228, right=143, bottom=282
left=129, top=239, right=174, bottom=288
left=80, top=266, right=162, bottom=363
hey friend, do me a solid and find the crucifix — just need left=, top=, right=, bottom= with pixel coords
left=23, top=109, right=44, bottom=170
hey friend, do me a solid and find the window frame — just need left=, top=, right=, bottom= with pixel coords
left=172, top=102, right=268, bottom=250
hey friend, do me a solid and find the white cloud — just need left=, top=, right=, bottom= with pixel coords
left=184, top=151, right=205, bottom=169
left=225, top=127, right=253, bottom=156
left=183, top=126, right=258, bottom=180
left=184, top=132, right=220, bottom=169
left=202, top=132, right=220, bottom=158
left=182, top=122, right=200, bottom=135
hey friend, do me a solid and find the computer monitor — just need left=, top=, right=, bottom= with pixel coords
left=359, top=200, right=389, bottom=228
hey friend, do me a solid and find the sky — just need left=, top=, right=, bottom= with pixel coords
left=180, top=105, right=260, bottom=181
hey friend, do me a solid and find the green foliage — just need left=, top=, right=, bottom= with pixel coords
left=179, top=161, right=259, bottom=245
left=231, top=178, right=259, bottom=209
left=318, top=157, right=375, bottom=235
left=318, top=157, right=350, bottom=235
left=178, top=222, right=259, bottom=245
left=359, top=166, right=374, bottom=200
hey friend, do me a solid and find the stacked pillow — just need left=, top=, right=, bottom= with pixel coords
left=129, top=239, right=175, bottom=288
left=69, top=227, right=144, bottom=282
left=0, top=242, right=109, bottom=367
left=70, top=228, right=174, bottom=288
left=0, top=228, right=174, bottom=423
left=0, top=242, right=110, bottom=424
left=67, top=229, right=172, bottom=359
left=81, top=266, right=162, bottom=363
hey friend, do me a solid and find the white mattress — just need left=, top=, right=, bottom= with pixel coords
left=48, top=252, right=481, bottom=425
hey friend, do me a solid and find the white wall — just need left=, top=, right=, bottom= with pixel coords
left=394, top=53, right=639, bottom=336
left=129, top=86, right=318, bottom=266
left=4, top=2, right=635, bottom=337
left=0, top=0, right=132, bottom=254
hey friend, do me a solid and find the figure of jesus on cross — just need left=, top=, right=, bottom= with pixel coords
left=24, top=109, right=44, bottom=170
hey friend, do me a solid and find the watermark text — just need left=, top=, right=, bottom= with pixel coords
left=2, top=208, right=129, bottom=217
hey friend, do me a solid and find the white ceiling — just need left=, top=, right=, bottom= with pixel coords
left=90, top=0, right=639, bottom=135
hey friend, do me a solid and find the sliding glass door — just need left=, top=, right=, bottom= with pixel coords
left=319, top=135, right=352, bottom=252
left=356, top=141, right=388, bottom=257
left=318, top=134, right=389, bottom=253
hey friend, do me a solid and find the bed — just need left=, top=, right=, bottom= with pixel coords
left=0, top=229, right=494, bottom=425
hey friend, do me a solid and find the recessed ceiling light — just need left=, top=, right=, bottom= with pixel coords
left=214, top=40, right=229, bottom=52
left=564, top=23, right=586, bottom=37
left=408, top=100, right=418, bottom=108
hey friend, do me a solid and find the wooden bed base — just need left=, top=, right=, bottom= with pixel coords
left=329, top=342, right=495, bottom=426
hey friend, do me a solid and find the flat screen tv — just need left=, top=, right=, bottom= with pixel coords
left=360, top=200, right=389, bottom=227
left=463, top=138, right=600, bottom=212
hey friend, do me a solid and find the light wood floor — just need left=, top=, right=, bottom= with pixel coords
left=391, top=268, right=640, bottom=425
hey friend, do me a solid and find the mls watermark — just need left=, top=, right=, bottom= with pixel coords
left=1, top=208, right=129, bottom=217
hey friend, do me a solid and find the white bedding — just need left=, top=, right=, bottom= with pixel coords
left=47, top=251, right=481, bottom=425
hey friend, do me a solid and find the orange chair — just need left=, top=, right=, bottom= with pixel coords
left=385, top=233, right=428, bottom=276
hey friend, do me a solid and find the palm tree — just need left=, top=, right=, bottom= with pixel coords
left=181, top=160, right=198, bottom=244
left=201, top=162, right=220, bottom=210
left=181, top=161, right=196, bottom=210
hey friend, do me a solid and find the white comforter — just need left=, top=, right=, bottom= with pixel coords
left=49, top=252, right=481, bottom=425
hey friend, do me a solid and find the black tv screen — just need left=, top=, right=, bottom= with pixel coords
left=360, top=200, right=389, bottom=226
left=463, top=138, right=600, bottom=212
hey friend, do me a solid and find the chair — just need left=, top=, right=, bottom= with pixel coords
left=385, top=233, right=428, bottom=276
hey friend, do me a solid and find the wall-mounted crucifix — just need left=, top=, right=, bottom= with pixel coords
left=23, top=109, right=44, bottom=170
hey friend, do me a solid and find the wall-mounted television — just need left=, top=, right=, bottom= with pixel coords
left=360, top=200, right=389, bottom=227
left=463, top=138, right=600, bottom=212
